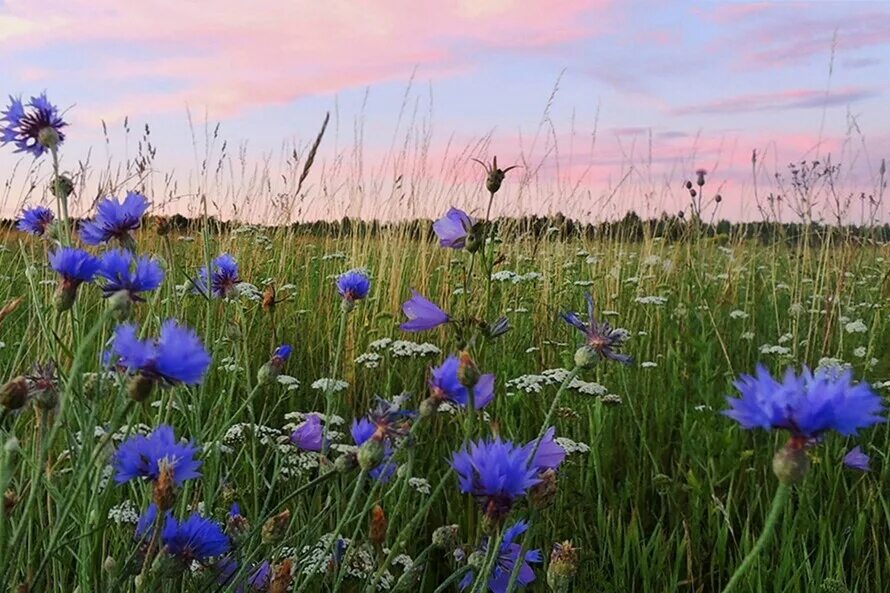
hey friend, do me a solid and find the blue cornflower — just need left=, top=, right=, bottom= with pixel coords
left=110, top=320, right=212, bottom=387
left=351, top=418, right=397, bottom=482
left=258, top=343, right=293, bottom=385
left=400, top=290, right=450, bottom=332
left=337, top=269, right=371, bottom=303
left=451, top=437, right=540, bottom=521
left=723, top=365, right=885, bottom=439
left=113, top=425, right=202, bottom=486
left=135, top=503, right=162, bottom=542
left=522, top=427, right=567, bottom=473
left=49, top=247, right=101, bottom=311
left=561, top=292, right=632, bottom=365
left=459, top=520, right=543, bottom=593
left=291, top=414, right=324, bottom=452
left=162, top=513, right=231, bottom=564
left=433, top=207, right=474, bottom=249
left=196, top=253, right=241, bottom=298
left=217, top=557, right=271, bottom=592
left=17, top=206, right=54, bottom=236
left=80, top=191, right=149, bottom=247
left=1, top=93, right=67, bottom=157
left=97, top=249, right=164, bottom=302
left=429, top=355, right=495, bottom=409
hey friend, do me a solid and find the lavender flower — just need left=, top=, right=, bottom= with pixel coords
left=291, top=414, right=324, bottom=452
left=843, top=446, right=871, bottom=471
left=433, top=207, right=474, bottom=249
left=723, top=365, right=885, bottom=438
left=459, top=520, right=542, bottom=593
left=196, top=253, right=241, bottom=299
left=113, top=425, right=202, bottom=485
left=400, top=290, right=450, bottom=332
left=561, top=292, right=632, bottom=365
left=80, top=192, right=149, bottom=247
left=1, top=93, right=67, bottom=157
left=429, top=355, right=495, bottom=409
left=17, top=206, right=54, bottom=236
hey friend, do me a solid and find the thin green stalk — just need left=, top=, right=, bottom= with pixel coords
left=433, top=565, right=473, bottom=593
left=322, top=306, right=350, bottom=454
left=721, top=483, right=791, bottom=593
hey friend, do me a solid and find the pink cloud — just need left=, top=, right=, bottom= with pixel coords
left=669, top=86, right=879, bottom=116
left=0, top=0, right=612, bottom=120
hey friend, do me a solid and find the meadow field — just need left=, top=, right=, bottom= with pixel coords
left=1, top=211, right=889, bottom=592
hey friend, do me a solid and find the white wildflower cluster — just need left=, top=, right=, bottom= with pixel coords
left=311, top=378, right=349, bottom=393
left=816, top=357, right=851, bottom=374
left=218, top=356, right=244, bottom=374
left=321, top=252, right=347, bottom=261
left=555, top=437, right=590, bottom=455
left=758, top=344, right=791, bottom=356
left=506, top=368, right=607, bottom=397
left=641, top=361, right=658, bottom=368
left=222, top=423, right=281, bottom=446
left=235, top=282, right=263, bottom=301
left=389, top=340, right=440, bottom=358
left=844, top=319, right=868, bottom=334
left=728, top=310, right=748, bottom=320
left=355, top=352, right=383, bottom=368
left=107, top=500, right=140, bottom=524
left=283, top=411, right=346, bottom=427
left=490, top=271, right=542, bottom=284
left=408, top=477, right=432, bottom=495
left=298, top=534, right=398, bottom=589
left=277, top=375, right=301, bottom=390
left=635, top=295, right=668, bottom=306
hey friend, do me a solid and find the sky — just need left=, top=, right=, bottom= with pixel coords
left=1, top=0, right=889, bottom=223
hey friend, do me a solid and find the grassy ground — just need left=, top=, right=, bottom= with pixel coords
left=0, top=221, right=888, bottom=592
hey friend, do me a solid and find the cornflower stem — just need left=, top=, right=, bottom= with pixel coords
left=137, top=513, right=164, bottom=591
left=50, top=146, right=70, bottom=245
left=529, top=365, right=581, bottom=462
left=503, top=510, right=539, bottom=593
left=364, top=468, right=455, bottom=593
left=322, top=306, right=350, bottom=455
left=721, top=483, right=791, bottom=593
left=433, top=565, right=473, bottom=593
left=471, top=525, right=505, bottom=593
left=466, top=384, right=476, bottom=440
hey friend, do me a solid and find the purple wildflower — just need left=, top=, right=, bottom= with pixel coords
left=433, top=207, right=474, bottom=249
left=429, top=355, right=495, bottom=409
left=17, top=206, right=54, bottom=236
left=113, top=425, right=202, bottom=485
left=843, top=446, right=871, bottom=471
left=400, top=290, right=450, bottom=332
left=1, top=93, right=67, bottom=157
left=291, top=414, right=324, bottom=452
left=196, top=253, right=241, bottom=298
left=80, top=192, right=149, bottom=246
left=459, top=520, right=542, bottom=593
left=561, top=292, right=632, bottom=364
left=337, top=269, right=371, bottom=302
left=97, top=249, right=164, bottom=302
left=110, top=320, right=212, bottom=386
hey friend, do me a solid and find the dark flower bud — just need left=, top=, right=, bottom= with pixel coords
left=51, top=174, right=74, bottom=200
left=467, top=551, right=486, bottom=570
left=1, top=377, right=30, bottom=410
left=227, top=510, right=251, bottom=545
left=547, top=541, right=580, bottom=593
left=696, top=169, right=706, bottom=186
left=4, top=488, right=19, bottom=516
left=678, top=210, right=685, bottom=218
left=772, top=441, right=810, bottom=485
left=370, top=504, right=387, bottom=549
left=457, top=351, right=480, bottom=389
left=529, top=468, right=558, bottom=510
left=128, top=374, right=155, bottom=403
left=689, top=189, right=697, bottom=198
left=358, top=439, right=385, bottom=472
left=54, top=280, right=79, bottom=313
left=262, top=285, right=276, bottom=313
left=419, top=396, right=440, bottom=418
left=464, top=225, right=483, bottom=253
left=334, top=453, right=357, bottom=473
left=262, top=509, right=291, bottom=545
left=715, top=194, right=722, bottom=203
left=685, top=180, right=693, bottom=190
left=152, top=460, right=177, bottom=511
left=431, top=524, right=459, bottom=551
left=268, top=559, right=294, bottom=593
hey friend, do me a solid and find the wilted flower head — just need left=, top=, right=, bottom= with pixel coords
left=113, top=425, right=202, bottom=486
left=336, top=269, right=371, bottom=302
left=400, top=290, right=450, bottom=332
left=80, top=192, right=149, bottom=247
left=723, top=365, right=885, bottom=439
left=459, top=520, right=542, bottom=593
left=1, top=93, right=67, bottom=157
left=291, top=414, right=324, bottom=452
left=433, top=207, right=474, bottom=249
left=97, top=249, right=164, bottom=302
left=17, top=206, right=54, bottom=236
left=562, top=293, right=632, bottom=365
left=197, top=253, right=241, bottom=299
left=430, top=355, right=495, bottom=409
left=367, top=396, right=415, bottom=441
left=110, top=320, right=212, bottom=387
left=843, top=446, right=871, bottom=472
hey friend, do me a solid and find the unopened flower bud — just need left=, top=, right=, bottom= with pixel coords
left=152, top=460, right=177, bottom=511
left=1, top=377, right=29, bottom=410
left=262, top=509, right=291, bottom=545
left=370, top=504, right=387, bottom=549
left=457, top=351, right=480, bottom=388
left=341, top=299, right=355, bottom=313
left=467, top=551, right=486, bottom=570
left=464, top=225, right=483, bottom=253
left=358, top=439, right=385, bottom=472
left=334, top=453, right=357, bottom=473
left=128, top=374, right=155, bottom=403
left=262, top=285, right=276, bottom=313
left=528, top=468, right=558, bottom=510
left=103, top=555, right=118, bottom=576
left=107, top=290, right=132, bottom=320
left=54, top=280, right=78, bottom=313
left=419, top=396, right=440, bottom=418
left=547, top=541, right=579, bottom=593
left=4, top=489, right=19, bottom=516
left=772, top=441, right=810, bottom=485
left=227, top=508, right=251, bottom=544
left=38, top=127, right=61, bottom=150
left=51, top=174, right=74, bottom=200
left=431, top=524, right=459, bottom=551
left=574, top=345, right=597, bottom=369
